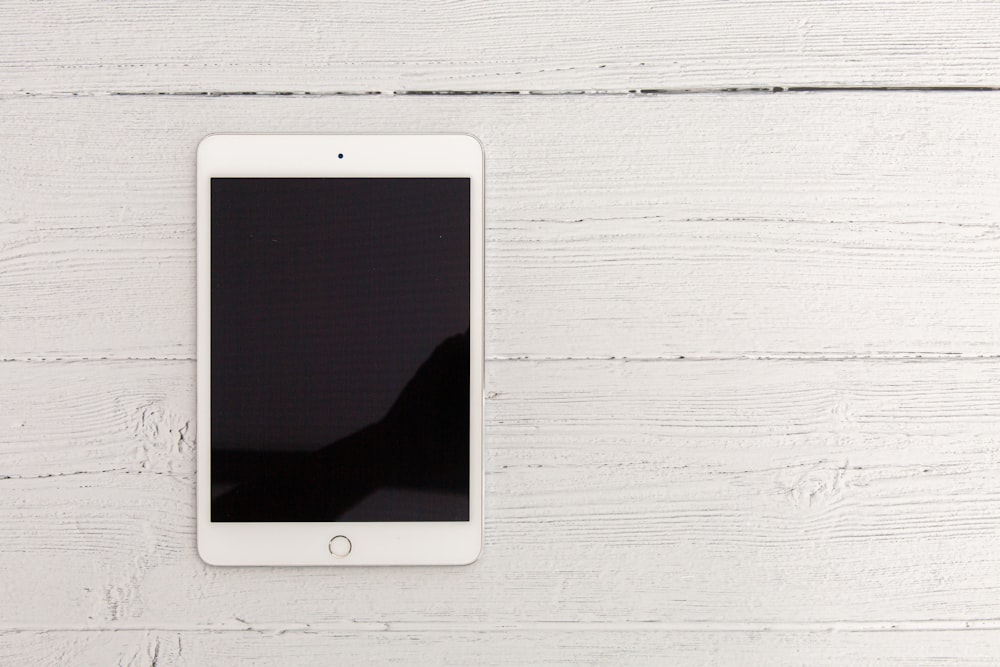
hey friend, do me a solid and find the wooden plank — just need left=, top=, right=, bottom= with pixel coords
left=2, top=1, right=999, bottom=94
left=1, top=94, right=998, bottom=359
left=4, top=628, right=1000, bottom=666
left=2, top=358, right=999, bottom=626
left=0, top=360, right=194, bottom=478
left=5, top=358, right=999, bottom=477
left=491, top=218, right=1000, bottom=359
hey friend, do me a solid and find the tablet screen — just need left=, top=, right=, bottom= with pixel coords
left=209, top=178, right=470, bottom=522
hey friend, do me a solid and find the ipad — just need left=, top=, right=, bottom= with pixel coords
left=196, top=134, right=484, bottom=565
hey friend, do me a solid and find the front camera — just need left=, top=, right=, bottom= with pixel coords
left=338, top=153, right=344, bottom=159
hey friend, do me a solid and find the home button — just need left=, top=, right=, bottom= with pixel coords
left=329, top=535, right=351, bottom=558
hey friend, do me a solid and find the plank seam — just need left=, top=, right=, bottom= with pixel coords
left=2, top=354, right=998, bottom=363
left=5, top=85, right=1000, bottom=99
left=3, top=620, right=1000, bottom=633
left=488, top=354, right=1000, bottom=362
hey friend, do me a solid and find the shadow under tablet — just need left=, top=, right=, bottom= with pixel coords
left=212, top=331, right=470, bottom=522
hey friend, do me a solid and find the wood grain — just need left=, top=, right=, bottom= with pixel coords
left=1, top=94, right=997, bottom=360
left=4, top=628, right=1000, bottom=666
left=4, top=3, right=999, bottom=660
left=2, top=358, right=998, bottom=628
left=2, top=0, right=1000, bottom=94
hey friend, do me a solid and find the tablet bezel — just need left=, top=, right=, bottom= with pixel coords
left=196, top=134, right=484, bottom=565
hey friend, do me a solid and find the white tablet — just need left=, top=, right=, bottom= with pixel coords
left=196, top=135, right=484, bottom=565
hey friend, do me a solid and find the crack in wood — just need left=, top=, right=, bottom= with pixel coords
left=5, top=86, right=1000, bottom=99
left=4, top=620, right=1000, bottom=632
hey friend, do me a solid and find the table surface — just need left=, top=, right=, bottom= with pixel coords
left=2, top=2, right=1000, bottom=664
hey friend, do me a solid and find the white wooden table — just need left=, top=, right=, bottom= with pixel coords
left=3, top=2, right=999, bottom=664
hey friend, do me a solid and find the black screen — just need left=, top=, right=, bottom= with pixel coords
left=210, top=178, right=470, bottom=522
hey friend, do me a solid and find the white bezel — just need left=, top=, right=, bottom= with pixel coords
left=196, top=134, right=484, bottom=566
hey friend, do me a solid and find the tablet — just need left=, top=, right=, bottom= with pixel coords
left=196, top=134, right=484, bottom=565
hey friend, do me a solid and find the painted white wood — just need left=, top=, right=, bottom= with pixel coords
left=5, top=628, right=1000, bottom=666
left=2, top=359, right=999, bottom=630
left=3, top=0, right=1000, bottom=94
left=2, top=95, right=998, bottom=360
left=3, top=2, right=1000, bottom=660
